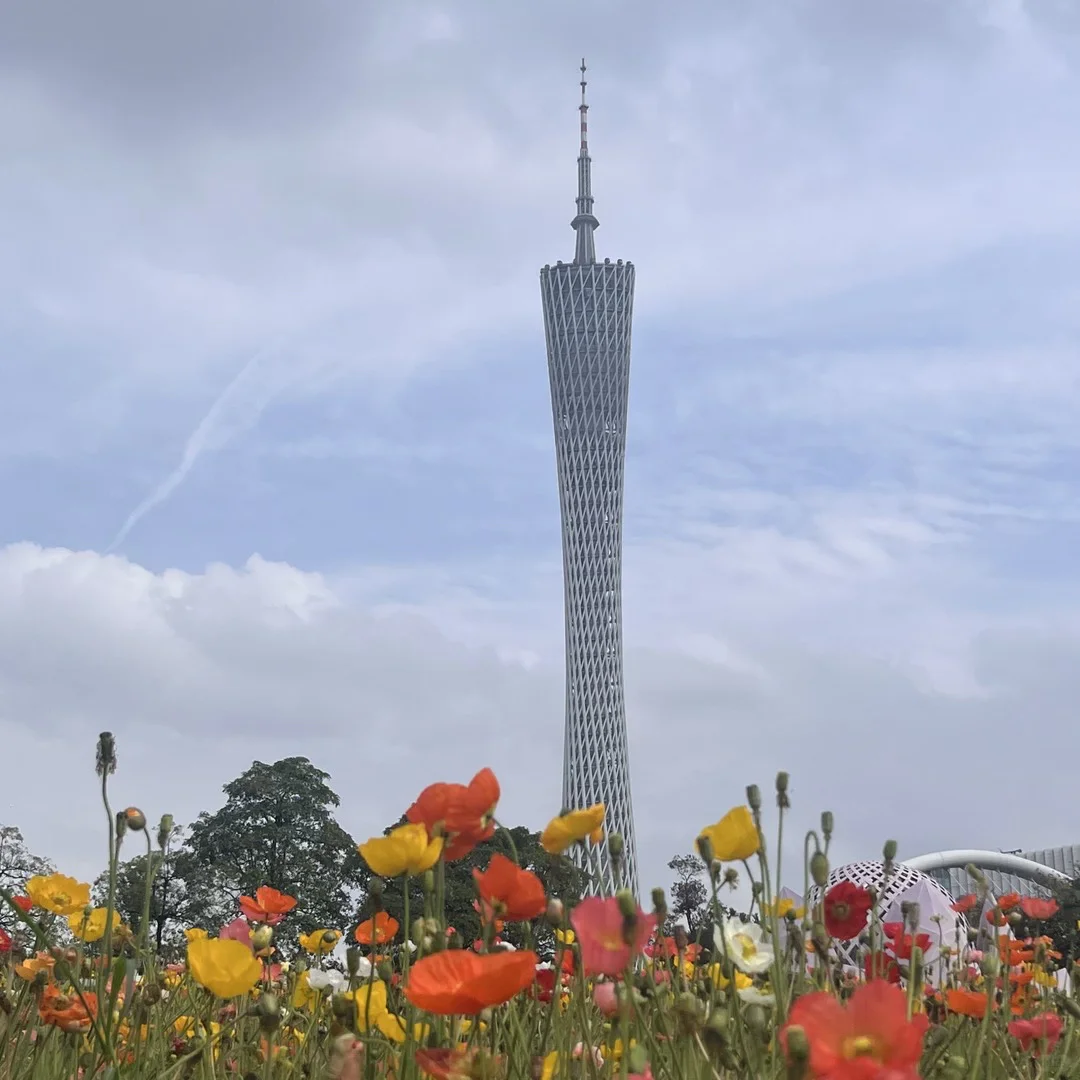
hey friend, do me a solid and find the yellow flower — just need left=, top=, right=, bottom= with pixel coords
left=187, top=938, right=262, bottom=999
left=1033, top=968, right=1057, bottom=988
left=708, top=965, right=753, bottom=992
left=377, top=1013, right=407, bottom=1043
left=767, top=898, right=805, bottom=919
left=346, top=980, right=388, bottom=1031
left=541, top=1051, right=559, bottom=1080
left=541, top=804, right=606, bottom=854
left=67, top=907, right=122, bottom=943
left=185, top=928, right=209, bottom=943
left=555, top=928, right=576, bottom=946
left=358, top=824, right=443, bottom=877
left=609, top=1038, right=637, bottom=1063
left=299, top=928, right=342, bottom=955
left=15, top=952, right=55, bottom=981
left=698, top=806, right=759, bottom=862
left=292, top=970, right=318, bottom=1010
left=26, top=873, right=91, bottom=916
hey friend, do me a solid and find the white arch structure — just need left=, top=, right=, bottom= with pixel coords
left=903, top=850, right=1071, bottom=889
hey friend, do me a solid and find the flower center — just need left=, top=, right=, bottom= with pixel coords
left=842, top=1035, right=879, bottom=1060
left=734, top=934, right=757, bottom=960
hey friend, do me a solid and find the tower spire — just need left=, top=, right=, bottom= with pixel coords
left=572, top=58, right=599, bottom=264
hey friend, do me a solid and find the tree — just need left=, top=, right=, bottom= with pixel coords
left=0, top=826, right=52, bottom=935
left=176, top=758, right=369, bottom=947
left=667, top=854, right=709, bottom=936
left=93, top=825, right=189, bottom=957
left=372, top=824, right=585, bottom=956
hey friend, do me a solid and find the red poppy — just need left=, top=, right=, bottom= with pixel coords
left=781, top=980, right=928, bottom=1080
left=882, top=922, right=931, bottom=961
left=1009, top=1013, right=1063, bottom=1054
left=472, top=854, right=546, bottom=922
left=863, top=950, right=900, bottom=984
left=532, top=966, right=565, bottom=1003
left=11, top=896, right=32, bottom=915
left=945, top=988, right=987, bottom=1019
left=1019, top=897, right=1059, bottom=921
left=404, top=949, right=537, bottom=1014
left=354, top=912, right=399, bottom=946
left=407, top=768, right=501, bottom=861
left=997, top=892, right=1021, bottom=912
left=0, top=928, right=10, bottom=953
left=950, top=894, right=977, bottom=914
left=823, top=881, right=873, bottom=941
left=238, top=886, right=297, bottom=925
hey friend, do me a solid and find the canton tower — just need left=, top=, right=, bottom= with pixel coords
left=540, top=62, right=639, bottom=898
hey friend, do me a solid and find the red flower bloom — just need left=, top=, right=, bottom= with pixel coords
left=823, top=881, right=873, bottom=941
left=472, top=854, right=546, bottom=922
left=1008, top=1013, right=1063, bottom=1055
left=11, top=896, right=32, bottom=915
left=238, top=886, right=297, bottom=926
left=571, top=896, right=656, bottom=977
left=354, top=912, right=399, bottom=946
left=782, top=981, right=928, bottom=1080
left=997, top=892, right=1021, bottom=912
left=0, top=928, right=11, bottom=953
left=404, top=949, right=537, bottom=1014
left=950, top=894, right=978, bottom=914
left=532, top=966, right=565, bottom=1003
left=407, top=768, right=501, bottom=861
left=1019, top=897, right=1059, bottom=921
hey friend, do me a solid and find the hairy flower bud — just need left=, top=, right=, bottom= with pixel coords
left=545, top=898, right=564, bottom=925
left=115, top=811, right=128, bottom=843
left=775, top=772, right=790, bottom=809
left=251, top=925, right=274, bottom=955
left=651, top=888, right=668, bottom=920
left=746, top=785, right=762, bottom=812
left=96, top=732, right=117, bottom=777
left=980, top=952, right=1001, bottom=978
left=257, top=992, right=281, bottom=1032
left=346, top=947, right=362, bottom=977
left=785, top=1024, right=810, bottom=1080
left=626, top=1046, right=650, bottom=1076
left=377, top=960, right=393, bottom=982
left=124, top=807, right=146, bottom=831
left=820, top=812, right=834, bottom=841
left=608, top=833, right=624, bottom=860
left=422, top=870, right=435, bottom=896
left=722, top=867, right=739, bottom=890
left=696, top=834, right=714, bottom=867
left=616, top=889, right=637, bottom=919
left=368, top=878, right=384, bottom=913
left=882, top=839, right=898, bottom=862
left=157, top=814, right=174, bottom=850
left=810, top=851, right=829, bottom=887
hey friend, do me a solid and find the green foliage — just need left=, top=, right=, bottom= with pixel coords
left=1014, top=876, right=1080, bottom=964
left=667, top=853, right=709, bottom=935
left=175, top=757, right=369, bottom=945
left=0, top=825, right=52, bottom=939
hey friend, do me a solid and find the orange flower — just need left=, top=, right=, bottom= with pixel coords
left=404, top=949, right=537, bottom=1014
left=406, top=768, right=500, bottom=861
left=781, top=981, right=928, bottom=1079
left=355, top=912, right=399, bottom=946
left=238, top=886, right=297, bottom=925
left=945, top=989, right=987, bottom=1019
left=1020, top=897, right=1059, bottom=920
left=39, top=984, right=97, bottom=1034
left=415, top=1049, right=492, bottom=1080
left=950, top=894, right=978, bottom=914
left=15, top=952, right=55, bottom=981
left=997, top=893, right=1021, bottom=912
left=472, top=854, right=546, bottom=922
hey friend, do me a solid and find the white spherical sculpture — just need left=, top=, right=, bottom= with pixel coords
left=805, top=860, right=969, bottom=975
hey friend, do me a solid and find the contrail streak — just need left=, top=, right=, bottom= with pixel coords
left=105, top=342, right=283, bottom=554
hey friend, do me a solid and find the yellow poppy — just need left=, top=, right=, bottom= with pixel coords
left=67, top=907, right=122, bottom=943
left=555, top=928, right=576, bottom=946
left=767, top=897, right=805, bottom=919
left=346, top=980, right=387, bottom=1031
left=708, top=965, right=753, bottom=991
left=698, top=806, right=759, bottom=862
left=187, top=938, right=262, bottom=999
left=185, top=928, right=209, bottom=943
left=358, top=824, right=443, bottom=877
left=299, top=928, right=342, bottom=955
left=541, top=804, right=605, bottom=854
left=26, top=873, right=91, bottom=916
left=292, top=971, right=318, bottom=1010
left=541, top=1051, right=559, bottom=1080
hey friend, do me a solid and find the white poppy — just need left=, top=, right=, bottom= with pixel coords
left=307, top=968, right=350, bottom=992
left=717, top=918, right=775, bottom=975
left=738, top=986, right=776, bottom=1007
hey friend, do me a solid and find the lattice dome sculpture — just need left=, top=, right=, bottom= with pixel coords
left=806, top=861, right=969, bottom=973
left=540, top=62, right=638, bottom=898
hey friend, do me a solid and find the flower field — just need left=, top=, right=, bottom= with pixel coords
left=3, top=737, right=1080, bottom=1079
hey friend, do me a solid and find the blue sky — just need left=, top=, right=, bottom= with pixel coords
left=3, top=0, right=1080, bottom=896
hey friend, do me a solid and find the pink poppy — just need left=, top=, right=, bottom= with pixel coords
left=570, top=897, right=655, bottom=978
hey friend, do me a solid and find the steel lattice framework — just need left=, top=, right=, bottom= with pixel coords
left=539, top=62, right=639, bottom=899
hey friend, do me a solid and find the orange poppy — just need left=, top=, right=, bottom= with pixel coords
left=472, top=854, right=546, bottom=922
left=950, top=894, right=978, bottom=914
left=997, top=893, right=1021, bottom=912
left=238, top=886, right=297, bottom=925
left=1020, top=897, right=1059, bottom=920
left=945, top=989, right=987, bottom=1019
left=404, top=948, right=537, bottom=1014
left=39, top=985, right=98, bottom=1034
left=407, top=768, right=500, bottom=861
left=355, top=912, right=399, bottom=946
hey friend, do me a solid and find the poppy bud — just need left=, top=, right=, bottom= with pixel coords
left=784, top=1024, right=810, bottom=1080
left=377, top=960, right=393, bottom=982
left=696, top=835, right=714, bottom=867
left=965, top=864, right=987, bottom=889
left=545, top=899, right=564, bottom=925
left=743, top=1004, right=767, bottom=1032
left=251, top=925, right=274, bottom=954
left=626, top=1046, right=650, bottom=1076
left=882, top=839, right=898, bottom=862
left=1058, top=994, right=1080, bottom=1019
left=820, top=812, right=833, bottom=841
left=746, top=785, right=761, bottom=812
left=608, top=833, right=624, bottom=860
left=412, top=918, right=426, bottom=946
left=752, top=881, right=763, bottom=899
left=257, top=992, right=280, bottom=1031
left=615, top=889, right=637, bottom=919
left=368, top=879, right=384, bottom=913
left=96, top=732, right=117, bottom=777
left=423, top=870, right=435, bottom=896
left=651, top=888, right=667, bottom=920
left=775, top=771, right=789, bottom=794
left=124, top=807, right=146, bottom=831
left=157, top=814, right=174, bottom=850
left=115, top=812, right=128, bottom=842
left=810, top=852, right=829, bottom=887
left=980, top=952, right=1000, bottom=978
left=722, top=867, right=739, bottom=890
left=346, top=947, right=362, bottom=977
left=673, top=925, right=689, bottom=951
